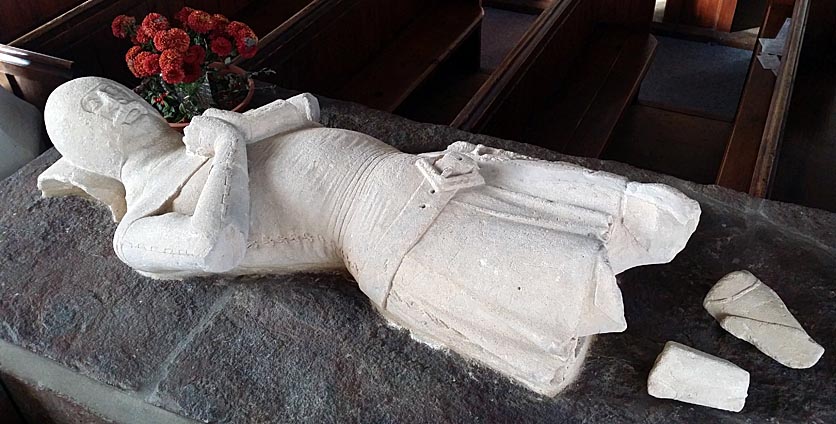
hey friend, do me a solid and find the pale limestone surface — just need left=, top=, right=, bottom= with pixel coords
left=37, top=77, right=701, bottom=396
left=647, top=341, right=750, bottom=412
left=704, top=270, right=825, bottom=369
left=0, top=87, right=42, bottom=179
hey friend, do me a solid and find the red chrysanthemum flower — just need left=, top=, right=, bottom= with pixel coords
left=140, top=12, right=169, bottom=33
left=135, top=52, right=161, bottom=77
left=182, top=61, right=202, bottom=83
left=184, top=45, right=206, bottom=65
left=111, top=15, right=135, bottom=39
left=162, top=66, right=186, bottom=84
left=125, top=45, right=143, bottom=62
left=135, top=27, right=152, bottom=44
left=187, top=10, right=214, bottom=34
left=236, top=36, right=258, bottom=59
left=212, top=14, right=229, bottom=33
left=210, top=37, right=233, bottom=57
left=225, top=21, right=256, bottom=42
left=125, top=45, right=143, bottom=77
left=159, top=49, right=185, bottom=72
left=154, top=28, right=190, bottom=53
left=174, top=7, right=194, bottom=24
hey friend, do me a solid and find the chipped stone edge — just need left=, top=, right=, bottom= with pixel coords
left=0, top=340, right=198, bottom=424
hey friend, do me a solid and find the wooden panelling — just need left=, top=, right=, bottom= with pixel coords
left=664, top=0, right=728, bottom=29
left=663, top=0, right=766, bottom=32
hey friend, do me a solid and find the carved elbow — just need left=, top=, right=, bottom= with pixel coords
left=198, top=226, right=248, bottom=273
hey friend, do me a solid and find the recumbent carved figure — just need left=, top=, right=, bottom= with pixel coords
left=38, top=77, right=701, bottom=395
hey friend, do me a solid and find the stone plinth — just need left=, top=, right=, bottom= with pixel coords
left=1, top=87, right=834, bottom=423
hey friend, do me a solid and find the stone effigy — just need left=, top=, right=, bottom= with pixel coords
left=37, top=77, right=701, bottom=396
left=704, top=270, right=825, bottom=369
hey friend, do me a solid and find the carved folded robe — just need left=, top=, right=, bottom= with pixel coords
left=355, top=142, right=701, bottom=395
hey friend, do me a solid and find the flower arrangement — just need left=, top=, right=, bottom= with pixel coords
left=112, top=8, right=261, bottom=124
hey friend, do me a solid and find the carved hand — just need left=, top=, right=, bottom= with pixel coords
left=183, top=115, right=244, bottom=157
left=201, top=94, right=321, bottom=144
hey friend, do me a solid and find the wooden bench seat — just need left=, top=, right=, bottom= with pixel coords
left=335, top=1, right=482, bottom=112
left=522, top=27, right=656, bottom=157
left=450, top=0, right=656, bottom=158
left=246, top=0, right=483, bottom=114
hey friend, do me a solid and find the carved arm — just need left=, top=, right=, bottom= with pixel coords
left=202, top=93, right=321, bottom=143
left=115, top=117, right=250, bottom=274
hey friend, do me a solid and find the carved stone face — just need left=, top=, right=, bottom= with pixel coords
left=45, top=77, right=168, bottom=179
left=80, top=83, right=151, bottom=127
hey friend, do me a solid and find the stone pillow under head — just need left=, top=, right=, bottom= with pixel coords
left=0, top=86, right=44, bottom=179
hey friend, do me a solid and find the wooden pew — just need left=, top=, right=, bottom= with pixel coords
left=662, top=0, right=768, bottom=33
left=11, top=0, right=484, bottom=117
left=715, top=0, right=809, bottom=196
left=0, top=44, right=73, bottom=111
left=484, top=0, right=555, bottom=14
left=10, top=0, right=322, bottom=86
left=243, top=0, right=483, bottom=114
left=451, top=0, right=657, bottom=158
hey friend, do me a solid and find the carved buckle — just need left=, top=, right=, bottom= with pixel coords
left=415, top=152, right=485, bottom=193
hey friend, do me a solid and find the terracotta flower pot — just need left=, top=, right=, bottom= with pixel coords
left=167, top=63, right=255, bottom=130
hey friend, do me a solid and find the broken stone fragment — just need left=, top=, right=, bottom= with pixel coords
left=704, top=270, right=825, bottom=369
left=647, top=342, right=749, bottom=412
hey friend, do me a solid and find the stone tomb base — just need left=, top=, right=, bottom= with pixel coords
left=0, top=89, right=833, bottom=423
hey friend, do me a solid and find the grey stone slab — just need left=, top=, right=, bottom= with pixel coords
left=0, top=152, right=230, bottom=391
left=0, top=88, right=833, bottom=423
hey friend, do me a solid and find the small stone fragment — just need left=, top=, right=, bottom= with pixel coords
left=704, top=270, right=825, bottom=369
left=647, top=342, right=749, bottom=412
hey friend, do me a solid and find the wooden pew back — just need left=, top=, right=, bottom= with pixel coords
left=716, top=0, right=810, bottom=196
left=244, top=0, right=482, bottom=112
left=453, top=0, right=654, bottom=146
left=11, top=0, right=316, bottom=85
left=0, top=44, right=73, bottom=111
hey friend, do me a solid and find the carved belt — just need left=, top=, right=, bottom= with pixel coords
left=361, top=150, right=485, bottom=308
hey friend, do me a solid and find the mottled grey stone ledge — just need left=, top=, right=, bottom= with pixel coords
left=0, top=88, right=833, bottom=423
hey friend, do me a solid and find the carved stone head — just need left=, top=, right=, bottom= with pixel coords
left=44, top=77, right=169, bottom=180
